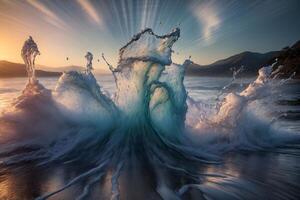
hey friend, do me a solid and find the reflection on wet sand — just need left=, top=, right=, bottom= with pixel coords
left=0, top=151, right=299, bottom=200
left=198, top=152, right=300, bottom=199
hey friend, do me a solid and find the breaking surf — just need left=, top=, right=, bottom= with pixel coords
left=0, top=29, right=299, bottom=200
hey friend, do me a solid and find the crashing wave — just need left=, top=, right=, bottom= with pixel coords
left=54, top=51, right=118, bottom=129
left=186, top=64, right=300, bottom=152
left=0, top=29, right=299, bottom=200
left=21, top=36, right=40, bottom=84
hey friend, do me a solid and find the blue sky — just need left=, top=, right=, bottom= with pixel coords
left=0, top=0, right=299, bottom=70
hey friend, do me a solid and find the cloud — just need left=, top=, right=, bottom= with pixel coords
left=77, top=0, right=103, bottom=27
left=26, top=0, right=66, bottom=30
left=192, top=2, right=221, bottom=43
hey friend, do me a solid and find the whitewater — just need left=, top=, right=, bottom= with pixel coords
left=0, top=29, right=299, bottom=200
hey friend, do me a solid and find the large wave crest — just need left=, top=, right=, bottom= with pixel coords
left=0, top=29, right=299, bottom=200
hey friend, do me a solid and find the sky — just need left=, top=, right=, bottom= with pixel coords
left=0, top=0, right=300, bottom=72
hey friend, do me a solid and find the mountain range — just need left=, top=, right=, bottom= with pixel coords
left=0, top=61, right=61, bottom=78
left=36, top=65, right=85, bottom=73
left=269, top=40, right=300, bottom=79
left=0, top=40, right=299, bottom=78
left=185, top=51, right=279, bottom=77
left=186, top=40, right=299, bottom=78
left=0, top=60, right=110, bottom=78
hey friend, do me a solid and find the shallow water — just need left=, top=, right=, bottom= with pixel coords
left=0, top=75, right=300, bottom=199
left=0, top=148, right=299, bottom=200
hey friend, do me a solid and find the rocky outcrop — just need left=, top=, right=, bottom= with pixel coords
left=269, top=40, right=300, bottom=79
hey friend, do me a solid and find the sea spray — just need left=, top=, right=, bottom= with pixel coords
left=216, top=65, right=244, bottom=100
left=19, top=36, right=49, bottom=98
left=21, top=36, right=40, bottom=84
left=185, top=63, right=300, bottom=151
left=149, top=61, right=188, bottom=137
left=0, top=37, right=68, bottom=146
left=85, top=52, right=93, bottom=74
left=107, top=28, right=180, bottom=126
left=0, top=30, right=299, bottom=200
left=54, top=52, right=118, bottom=129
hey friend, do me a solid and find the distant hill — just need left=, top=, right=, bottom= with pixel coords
left=186, top=51, right=279, bottom=77
left=37, top=65, right=85, bottom=73
left=269, top=40, right=300, bottom=79
left=1, top=41, right=299, bottom=79
left=38, top=65, right=109, bottom=75
left=0, top=61, right=61, bottom=78
left=0, top=60, right=110, bottom=78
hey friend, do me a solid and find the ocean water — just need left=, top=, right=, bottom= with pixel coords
left=0, top=75, right=299, bottom=200
left=1, top=75, right=299, bottom=132
left=1, top=28, right=299, bottom=200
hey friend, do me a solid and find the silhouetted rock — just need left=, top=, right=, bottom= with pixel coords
left=269, top=40, right=300, bottom=79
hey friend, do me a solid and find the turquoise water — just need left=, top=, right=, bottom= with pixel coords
left=1, top=75, right=299, bottom=132
left=0, top=75, right=299, bottom=200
